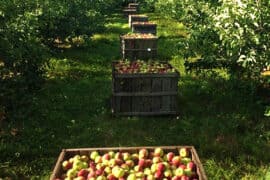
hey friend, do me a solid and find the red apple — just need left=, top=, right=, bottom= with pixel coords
left=186, top=161, right=197, bottom=171
left=62, top=160, right=72, bottom=171
left=172, top=156, right=181, bottom=166
left=166, top=152, right=175, bottom=162
left=157, top=163, right=165, bottom=172
left=154, top=170, right=163, bottom=179
left=77, top=169, right=89, bottom=178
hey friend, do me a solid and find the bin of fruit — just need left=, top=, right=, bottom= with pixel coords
left=129, top=15, right=148, bottom=28
left=132, top=22, right=157, bottom=35
left=120, top=33, right=158, bottom=60
left=128, top=3, right=139, bottom=10
left=123, top=7, right=137, bottom=18
left=112, top=60, right=179, bottom=116
left=50, top=146, right=207, bottom=180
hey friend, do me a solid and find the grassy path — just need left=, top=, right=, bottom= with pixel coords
left=0, top=12, right=269, bottom=179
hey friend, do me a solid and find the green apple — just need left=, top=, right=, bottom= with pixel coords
left=127, top=173, right=136, bottom=180
left=147, top=174, right=155, bottom=180
left=90, top=151, right=99, bottom=160
left=164, top=169, right=172, bottom=177
left=67, top=169, right=77, bottom=178
left=112, top=166, right=125, bottom=178
left=80, top=155, right=89, bottom=162
left=175, top=167, right=184, bottom=176
left=96, top=175, right=106, bottom=180
left=108, top=151, right=115, bottom=158
left=179, top=148, right=189, bottom=158
left=144, top=168, right=152, bottom=175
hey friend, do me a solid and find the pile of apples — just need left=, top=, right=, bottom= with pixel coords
left=122, top=33, right=156, bottom=39
left=114, top=60, right=175, bottom=74
left=56, top=148, right=199, bottom=180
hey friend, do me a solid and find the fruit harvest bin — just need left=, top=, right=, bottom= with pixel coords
left=120, top=34, right=158, bottom=60
left=132, top=22, right=157, bottom=35
left=129, top=15, right=148, bottom=28
left=123, top=8, right=137, bottom=18
left=112, top=61, right=179, bottom=116
left=50, top=146, right=207, bottom=180
left=128, top=3, right=139, bottom=10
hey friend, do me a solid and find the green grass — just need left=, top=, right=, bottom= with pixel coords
left=1, top=12, right=270, bottom=180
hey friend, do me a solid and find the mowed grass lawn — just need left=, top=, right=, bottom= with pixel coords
left=0, top=12, right=270, bottom=180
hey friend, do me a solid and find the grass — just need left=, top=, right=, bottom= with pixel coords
left=0, top=12, right=270, bottom=180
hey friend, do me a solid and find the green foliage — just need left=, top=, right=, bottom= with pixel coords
left=155, top=0, right=270, bottom=80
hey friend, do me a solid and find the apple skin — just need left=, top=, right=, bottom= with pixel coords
left=127, top=173, right=137, bottom=180
left=125, top=160, right=135, bottom=167
left=186, top=161, right=197, bottom=171
left=108, top=151, right=115, bottom=158
left=152, top=156, right=162, bottom=164
left=139, top=148, right=149, bottom=159
left=77, top=169, right=89, bottom=178
left=81, top=155, right=89, bottom=162
left=74, top=176, right=86, bottom=180
left=179, top=148, right=189, bottom=158
left=90, top=151, right=99, bottom=160
left=171, top=176, right=181, bottom=180
left=154, top=148, right=164, bottom=157
left=107, top=174, right=117, bottom=180
left=157, top=162, right=166, bottom=172
left=175, top=167, right=184, bottom=176
left=96, top=175, right=106, bottom=180
left=67, top=169, right=77, bottom=178
left=115, top=152, right=123, bottom=160
left=154, top=170, right=163, bottom=179
left=123, top=152, right=131, bottom=161
left=180, top=175, right=191, bottom=180
left=138, top=159, right=146, bottom=168
left=62, top=160, right=73, bottom=171
left=172, top=156, right=181, bottom=166
left=166, top=152, right=175, bottom=162
left=147, top=174, right=155, bottom=180
left=164, top=169, right=172, bottom=178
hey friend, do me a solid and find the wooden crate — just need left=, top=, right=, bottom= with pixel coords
left=132, top=22, right=157, bottom=35
left=120, top=34, right=158, bottom=60
left=123, top=7, right=137, bottom=18
left=129, top=15, right=148, bottom=28
left=112, top=62, right=179, bottom=116
left=50, top=146, right=207, bottom=180
left=128, top=3, right=139, bottom=10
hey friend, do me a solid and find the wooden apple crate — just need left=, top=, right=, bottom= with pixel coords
left=120, top=34, right=158, bottom=60
left=112, top=62, right=179, bottom=116
left=129, top=15, right=148, bottom=28
left=132, top=22, right=157, bottom=35
left=123, top=8, right=137, bottom=18
left=128, top=3, right=139, bottom=10
left=50, top=146, right=207, bottom=180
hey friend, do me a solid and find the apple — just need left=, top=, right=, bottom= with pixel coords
left=166, top=152, right=175, bottom=162
left=181, top=157, right=191, bottom=165
left=184, top=168, right=192, bottom=177
left=186, top=161, right=197, bottom=171
left=151, top=163, right=157, bottom=173
left=180, top=175, right=190, bottom=180
left=67, top=169, right=77, bottom=178
left=179, top=148, right=189, bottom=158
left=154, top=170, right=163, bottom=179
left=127, top=173, right=137, bottom=180
left=154, top=148, right=164, bottom=157
left=96, top=175, right=106, bottom=180
left=164, top=169, right=172, bottom=178
left=139, top=149, right=149, bottom=159
left=144, top=168, right=152, bottom=175
left=115, top=152, right=123, bottom=160
left=90, top=151, right=99, bottom=160
left=125, top=160, right=135, bottom=167
left=175, top=167, right=184, bottom=176
left=74, top=176, right=86, bottom=180
left=112, top=166, right=125, bottom=178
left=172, top=156, right=181, bottom=166
left=107, top=174, right=117, bottom=180
left=77, top=169, right=89, bottom=178
left=94, top=156, right=102, bottom=164
left=157, top=163, right=166, bottom=172
left=104, top=166, right=112, bottom=174
left=147, top=174, right=155, bottom=180
left=138, top=159, right=146, bottom=168
left=108, top=151, right=115, bottom=158
left=171, top=176, right=180, bottom=180
left=123, top=152, right=131, bottom=161
left=153, top=156, right=162, bottom=164
left=80, top=155, right=89, bottom=162
left=62, top=160, right=72, bottom=171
